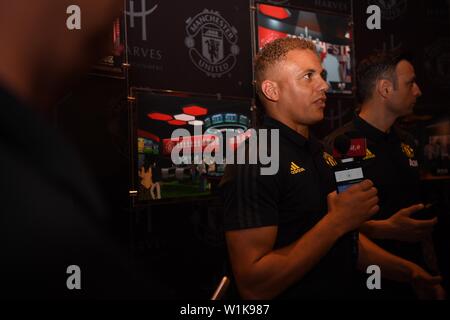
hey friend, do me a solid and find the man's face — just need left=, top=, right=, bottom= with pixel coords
left=387, top=60, right=422, bottom=116
left=0, top=0, right=124, bottom=107
left=273, top=49, right=329, bottom=126
left=30, top=0, right=124, bottom=106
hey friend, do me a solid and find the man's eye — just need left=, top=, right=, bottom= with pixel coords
left=303, top=73, right=313, bottom=80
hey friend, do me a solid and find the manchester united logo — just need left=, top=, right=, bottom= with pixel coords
left=323, top=152, right=338, bottom=167
left=185, top=9, right=240, bottom=78
left=401, top=143, right=415, bottom=158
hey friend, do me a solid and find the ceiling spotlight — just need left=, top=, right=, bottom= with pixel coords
left=183, top=105, right=208, bottom=116
left=168, top=120, right=186, bottom=126
left=188, top=120, right=204, bottom=126
left=147, top=113, right=173, bottom=121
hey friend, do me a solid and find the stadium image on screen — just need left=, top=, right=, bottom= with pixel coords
left=257, top=3, right=353, bottom=94
left=135, top=91, right=252, bottom=202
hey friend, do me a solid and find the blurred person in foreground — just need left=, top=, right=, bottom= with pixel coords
left=220, top=38, right=445, bottom=299
left=0, top=0, right=129, bottom=299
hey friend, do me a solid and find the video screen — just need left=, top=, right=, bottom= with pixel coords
left=422, top=119, right=450, bottom=176
left=256, top=3, right=353, bottom=94
left=135, top=91, right=252, bottom=202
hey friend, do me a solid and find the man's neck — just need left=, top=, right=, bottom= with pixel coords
left=290, top=122, right=309, bottom=139
left=359, top=101, right=397, bottom=133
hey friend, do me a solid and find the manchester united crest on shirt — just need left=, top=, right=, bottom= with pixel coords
left=401, top=143, right=418, bottom=167
left=401, top=143, right=415, bottom=158
left=323, top=152, right=338, bottom=167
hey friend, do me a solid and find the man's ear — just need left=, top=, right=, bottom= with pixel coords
left=376, top=79, right=393, bottom=99
left=261, top=80, right=279, bottom=102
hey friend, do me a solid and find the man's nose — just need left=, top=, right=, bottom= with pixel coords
left=414, top=83, right=422, bottom=97
left=319, top=76, right=330, bottom=92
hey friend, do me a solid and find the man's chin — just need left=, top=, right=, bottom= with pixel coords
left=307, top=114, right=324, bottom=126
left=315, top=111, right=325, bottom=122
left=403, top=107, right=415, bottom=117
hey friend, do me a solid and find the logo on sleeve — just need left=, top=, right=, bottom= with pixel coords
left=290, top=162, right=305, bottom=175
left=323, top=152, right=338, bottom=167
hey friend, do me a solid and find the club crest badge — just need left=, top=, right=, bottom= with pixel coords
left=185, top=9, right=240, bottom=78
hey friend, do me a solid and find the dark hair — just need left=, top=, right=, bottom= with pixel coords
left=356, top=50, right=413, bottom=103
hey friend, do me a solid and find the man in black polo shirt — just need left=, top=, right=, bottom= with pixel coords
left=324, top=52, right=445, bottom=299
left=220, top=38, right=444, bottom=299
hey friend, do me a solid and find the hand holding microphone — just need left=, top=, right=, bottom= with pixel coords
left=326, top=180, right=379, bottom=236
left=325, top=132, right=379, bottom=235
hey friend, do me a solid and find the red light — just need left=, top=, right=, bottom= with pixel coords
left=183, top=105, right=208, bottom=116
left=161, top=135, right=220, bottom=156
left=258, top=26, right=288, bottom=49
left=137, top=129, right=160, bottom=142
left=147, top=113, right=173, bottom=121
left=259, top=4, right=290, bottom=20
left=167, top=120, right=186, bottom=126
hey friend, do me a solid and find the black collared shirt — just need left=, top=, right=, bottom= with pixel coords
left=0, top=86, right=128, bottom=298
left=324, top=115, right=423, bottom=266
left=220, top=116, right=357, bottom=299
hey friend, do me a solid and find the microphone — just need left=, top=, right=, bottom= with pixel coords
left=334, top=134, right=351, bottom=157
left=332, top=131, right=366, bottom=161
left=332, top=132, right=366, bottom=193
left=332, top=132, right=367, bottom=259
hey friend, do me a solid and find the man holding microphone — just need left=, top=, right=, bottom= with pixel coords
left=220, top=38, right=444, bottom=299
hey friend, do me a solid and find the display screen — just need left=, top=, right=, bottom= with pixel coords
left=422, top=119, right=450, bottom=176
left=134, top=91, right=252, bottom=202
left=256, top=3, right=353, bottom=94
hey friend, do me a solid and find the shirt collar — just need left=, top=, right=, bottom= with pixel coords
left=353, top=114, right=398, bottom=143
left=262, top=116, right=322, bottom=153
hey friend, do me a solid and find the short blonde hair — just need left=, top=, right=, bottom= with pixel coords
left=255, top=37, right=317, bottom=100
